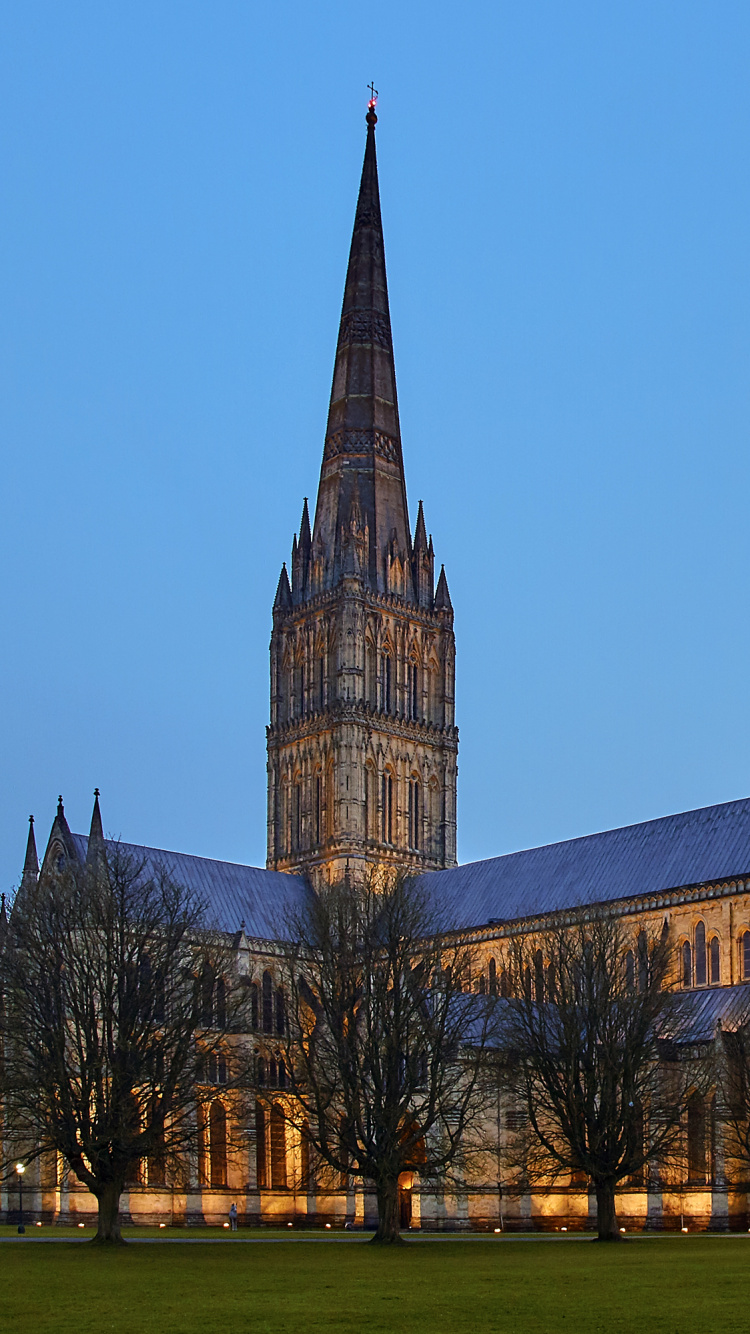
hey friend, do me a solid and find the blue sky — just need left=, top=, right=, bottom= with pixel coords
left=2, top=1, right=750, bottom=894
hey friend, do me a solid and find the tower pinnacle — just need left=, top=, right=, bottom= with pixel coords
left=311, top=100, right=411, bottom=594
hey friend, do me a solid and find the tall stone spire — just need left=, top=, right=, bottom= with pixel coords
left=267, top=100, right=458, bottom=883
left=21, top=815, right=39, bottom=888
left=311, top=100, right=411, bottom=595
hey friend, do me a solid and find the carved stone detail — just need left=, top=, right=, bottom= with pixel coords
left=337, top=309, right=391, bottom=350
left=324, top=429, right=399, bottom=464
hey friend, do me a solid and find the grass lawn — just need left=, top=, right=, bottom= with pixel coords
left=2, top=1233, right=747, bottom=1333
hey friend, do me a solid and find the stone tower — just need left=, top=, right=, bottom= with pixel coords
left=266, top=102, right=458, bottom=883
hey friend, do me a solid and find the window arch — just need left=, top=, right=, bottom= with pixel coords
left=625, top=949, right=635, bottom=991
left=681, top=940, right=692, bottom=989
left=381, top=769, right=394, bottom=845
left=262, top=971, right=273, bottom=1034
left=429, top=778, right=441, bottom=860
left=314, top=769, right=323, bottom=846
left=742, top=930, right=750, bottom=981
left=637, top=931, right=649, bottom=992
left=315, top=648, right=326, bottom=711
left=209, top=1101, right=227, bottom=1187
left=695, top=921, right=707, bottom=986
left=500, top=968, right=510, bottom=998
left=709, top=936, right=720, bottom=986
left=292, top=779, right=302, bottom=852
left=408, top=776, right=421, bottom=851
left=365, top=761, right=376, bottom=840
left=489, top=957, right=497, bottom=997
left=365, top=638, right=377, bottom=707
left=382, top=650, right=392, bottom=713
left=408, top=659, right=419, bottom=721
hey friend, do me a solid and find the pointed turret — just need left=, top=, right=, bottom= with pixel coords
left=86, top=788, right=105, bottom=867
left=413, top=499, right=428, bottom=552
left=435, top=564, right=453, bottom=612
left=40, top=794, right=80, bottom=875
left=273, top=563, right=292, bottom=613
left=412, top=499, right=435, bottom=607
left=311, top=100, right=411, bottom=594
left=22, top=815, right=39, bottom=888
left=292, top=498, right=312, bottom=603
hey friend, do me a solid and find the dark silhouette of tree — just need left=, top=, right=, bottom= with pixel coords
left=501, top=912, right=693, bottom=1240
left=277, top=872, right=494, bottom=1243
left=1, top=845, right=246, bottom=1244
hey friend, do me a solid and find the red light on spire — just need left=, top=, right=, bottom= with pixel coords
left=367, top=81, right=378, bottom=109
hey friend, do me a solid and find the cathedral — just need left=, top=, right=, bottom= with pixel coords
left=6, top=101, right=750, bottom=1232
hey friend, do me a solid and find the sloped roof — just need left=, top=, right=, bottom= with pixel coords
left=660, top=983, right=750, bottom=1043
left=420, top=798, right=750, bottom=932
left=69, top=834, right=312, bottom=941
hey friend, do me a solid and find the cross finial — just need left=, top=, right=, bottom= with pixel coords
left=367, top=82, right=378, bottom=107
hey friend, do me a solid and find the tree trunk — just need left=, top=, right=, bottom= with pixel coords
left=371, top=1176, right=404, bottom=1244
left=92, top=1180, right=126, bottom=1245
left=594, top=1179, right=622, bottom=1242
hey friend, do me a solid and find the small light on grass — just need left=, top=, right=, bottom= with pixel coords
left=681, top=1226, right=688, bottom=1233
left=78, top=1223, right=85, bottom=1228
left=223, top=1222, right=230, bottom=1228
left=561, top=1226, right=567, bottom=1232
left=159, top=1223, right=166, bottom=1229
left=325, top=1223, right=332, bottom=1229
left=287, top=1222, right=293, bottom=1227
left=620, top=1228, right=626, bottom=1233
left=36, top=1222, right=42, bottom=1227
left=494, top=1228, right=501, bottom=1233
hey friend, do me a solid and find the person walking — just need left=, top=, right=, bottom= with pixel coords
left=228, top=1202, right=238, bottom=1232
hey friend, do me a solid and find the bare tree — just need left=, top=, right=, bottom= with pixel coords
left=501, top=913, right=694, bottom=1240
left=1, top=845, right=247, bottom=1244
left=276, top=872, right=494, bottom=1243
left=717, top=1019, right=750, bottom=1185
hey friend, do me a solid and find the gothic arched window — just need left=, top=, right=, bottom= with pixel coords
left=637, top=931, right=649, bottom=992
left=625, top=949, right=635, bottom=991
left=695, top=921, right=707, bottom=986
left=408, top=660, right=419, bottom=720
left=743, top=930, right=750, bottom=980
left=292, top=780, right=302, bottom=852
left=489, top=957, right=497, bottom=996
left=382, top=652, right=392, bottom=713
left=381, top=770, right=394, bottom=844
left=314, top=771, right=322, bottom=846
left=316, top=651, right=325, bottom=711
left=275, top=986, right=285, bottom=1036
left=408, top=776, right=421, bottom=851
left=262, top=971, right=273, bottom=1034
left=709, top=936, right=720, bottom=985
